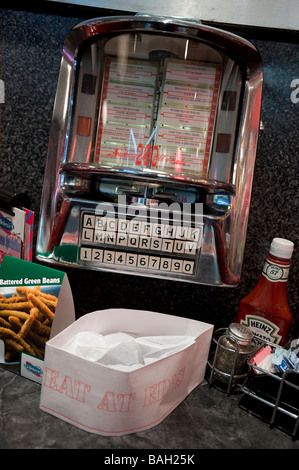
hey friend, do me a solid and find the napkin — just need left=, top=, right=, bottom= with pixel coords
left=61, top=331, right=195, bottom=371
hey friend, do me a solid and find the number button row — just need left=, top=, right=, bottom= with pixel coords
left=79, top=247, right=195, bottom=275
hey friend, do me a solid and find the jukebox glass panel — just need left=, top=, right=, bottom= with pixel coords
left=65, top=32, right=242, bottom=185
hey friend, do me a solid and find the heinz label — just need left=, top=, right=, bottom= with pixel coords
left=240, top=315, right=282, bottom=344
left=262, top=259, right=290, bottom=283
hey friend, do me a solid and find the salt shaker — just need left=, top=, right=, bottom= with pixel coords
left=214, top=322, right=254, bottom=379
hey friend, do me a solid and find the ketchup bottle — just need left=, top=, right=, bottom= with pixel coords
left=235, top=238, right=294, bottom=346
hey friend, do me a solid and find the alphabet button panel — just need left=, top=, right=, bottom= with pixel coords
left=79, top=212, right=203, bottom=277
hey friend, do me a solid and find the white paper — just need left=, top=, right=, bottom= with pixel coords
left=61, top=331, right=195, bottom=371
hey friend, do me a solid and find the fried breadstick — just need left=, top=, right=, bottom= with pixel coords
left=0, top=310, right=29, bottom=322
left=18, top=307, right=39, bottom=339
left=8, top=315, right=46, bottom=357
left=32, top=319, right=51, bottom=338
left=0, top=295, right=27, bottom=303
left=26, top=337, right=43, bottom=358
left=0, top=327, right=36, bottom=356
left=0, top=301, right=32, bottom=311
left=27, top=293, right=54, bottom=322
left=16, top=287, right=58, bottom=303
left=4, top=339, right=24, bottom=362
left=8, top=315, right=23, bottom=332
left=27, top=330, right=48, bottom=348
left=0, top=317, right=11, bottom=328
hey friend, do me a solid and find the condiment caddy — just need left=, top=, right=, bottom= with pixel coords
left=207, top=332, right=299, bottom=440
left=239, top=341, right=299, bottom=440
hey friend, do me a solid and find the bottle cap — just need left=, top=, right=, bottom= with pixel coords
left=269, top=238, right=294, bottom=259
left=227, top=323, right=253, bottom=345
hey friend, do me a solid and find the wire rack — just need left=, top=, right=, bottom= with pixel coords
left=207, top=329, right=299, bottom=440
left=239, top=344, right=299, bottom=440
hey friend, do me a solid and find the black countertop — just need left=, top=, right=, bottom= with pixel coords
left=1, top=366, right=298, bottom=450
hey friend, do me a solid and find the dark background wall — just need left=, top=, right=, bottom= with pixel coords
left=0, top=2, right=298, bottom=331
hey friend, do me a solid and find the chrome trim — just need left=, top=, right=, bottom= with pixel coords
left=60, top=163, right=236, bottom=195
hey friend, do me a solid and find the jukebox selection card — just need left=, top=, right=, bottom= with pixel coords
left=95, top=57, right=221, bottom=177
left=155, top=59, right=221, bottom=176
left=95, top=58, right=158, bottom=166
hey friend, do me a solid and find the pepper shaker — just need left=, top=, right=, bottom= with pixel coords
left=214, top=322, right=254, bottom=380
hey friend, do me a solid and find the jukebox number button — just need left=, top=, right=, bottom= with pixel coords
left=149, top=256, right=160, bottom=270
left=126, top=253, right=138, bottom=267
left=80, top=247, right=92, bottom=261
left=138, top=254, right=149, bottom=268
left=171, top=259, right=183, bottom=272
left=92, top=249, right=103, bottom=262
left=160, top=258, right=171, bottom=271
left=115, top=252, right=127, bottom=265
left=183, top=260, right=194, bottom=274
left=103, top=250, right=115, bottom=264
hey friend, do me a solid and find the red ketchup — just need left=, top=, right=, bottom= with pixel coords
left=235, top=238, right=294, bottom=346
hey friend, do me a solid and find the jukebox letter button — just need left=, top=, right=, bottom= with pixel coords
left=106, top=217, right=118, bottom=231
left=105, top=232, right=116, bottom=245
left=141, top=221, right=151, bottom=236
left=185, top=241, right=197, bottom=255
left=188, top=227, right=201, bottom=242
left=152, top=223, right=163, bottom=237
left=163, top=224, right=176, bottom=239
left=139, top=236, right=151, bottom=249
left=83, top=214, right=95, bottom=229
left=162, top=239, right=174, bottom=253
left=94, top=230, right=106, bottom=243
left=118, top=219, right=129, bottom=233
left=176, top=226, right=189, bottom=240
left=128, top=235, right=139, bottom=248
left=116, top=233, right=128, bottom=246
left=95, top=216, right=107, bottom=230
left=173, top=240, right=185, bottom=253
left=82, top=228, right=94, bottom=242
left=150, top=238, right=162, bottom=251
left=129, top=220, right=141, bottom=235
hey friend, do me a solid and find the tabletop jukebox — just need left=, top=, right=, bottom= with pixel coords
left=36, top=15, right=263, bottom=286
